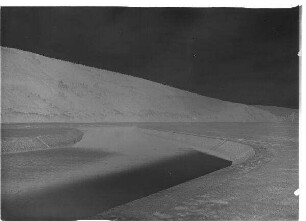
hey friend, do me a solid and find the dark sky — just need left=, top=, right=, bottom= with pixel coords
left=1, top=7, right=300, bottom=108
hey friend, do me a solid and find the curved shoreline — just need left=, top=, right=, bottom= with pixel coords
left=96, top=139, right=270, bottom=221
left=95, top=123, right=298, bottom=221
left=2, top=123, right=297, bottom=220
left=139, top=128, right=255, bottom=164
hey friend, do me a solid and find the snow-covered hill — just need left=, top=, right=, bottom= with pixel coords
left=1, top=47, right=285, bottom=123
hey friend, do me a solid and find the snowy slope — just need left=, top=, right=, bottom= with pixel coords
left=1, top=47, right=281, bottom=123
left=254, top=105, right=298, bottom=122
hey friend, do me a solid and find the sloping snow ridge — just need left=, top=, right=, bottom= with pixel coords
left=1, top=47, right=284, bottom=123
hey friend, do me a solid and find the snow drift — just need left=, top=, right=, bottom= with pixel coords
left=1, top=47, right=292, bottom=123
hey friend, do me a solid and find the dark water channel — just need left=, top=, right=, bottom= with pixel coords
left=2, top=147, right=231, bottom=220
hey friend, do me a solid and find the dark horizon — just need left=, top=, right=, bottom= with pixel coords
left=1, top=7, right=300, bottom=108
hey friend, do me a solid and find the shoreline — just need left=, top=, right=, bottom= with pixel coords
left=95, top=123, right=298, bottom=220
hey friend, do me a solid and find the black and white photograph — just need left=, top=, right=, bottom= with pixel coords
left=0, top=2, right=300, bottom=220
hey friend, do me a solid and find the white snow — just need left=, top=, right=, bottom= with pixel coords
left=1, top=47, right=282, bottom=123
